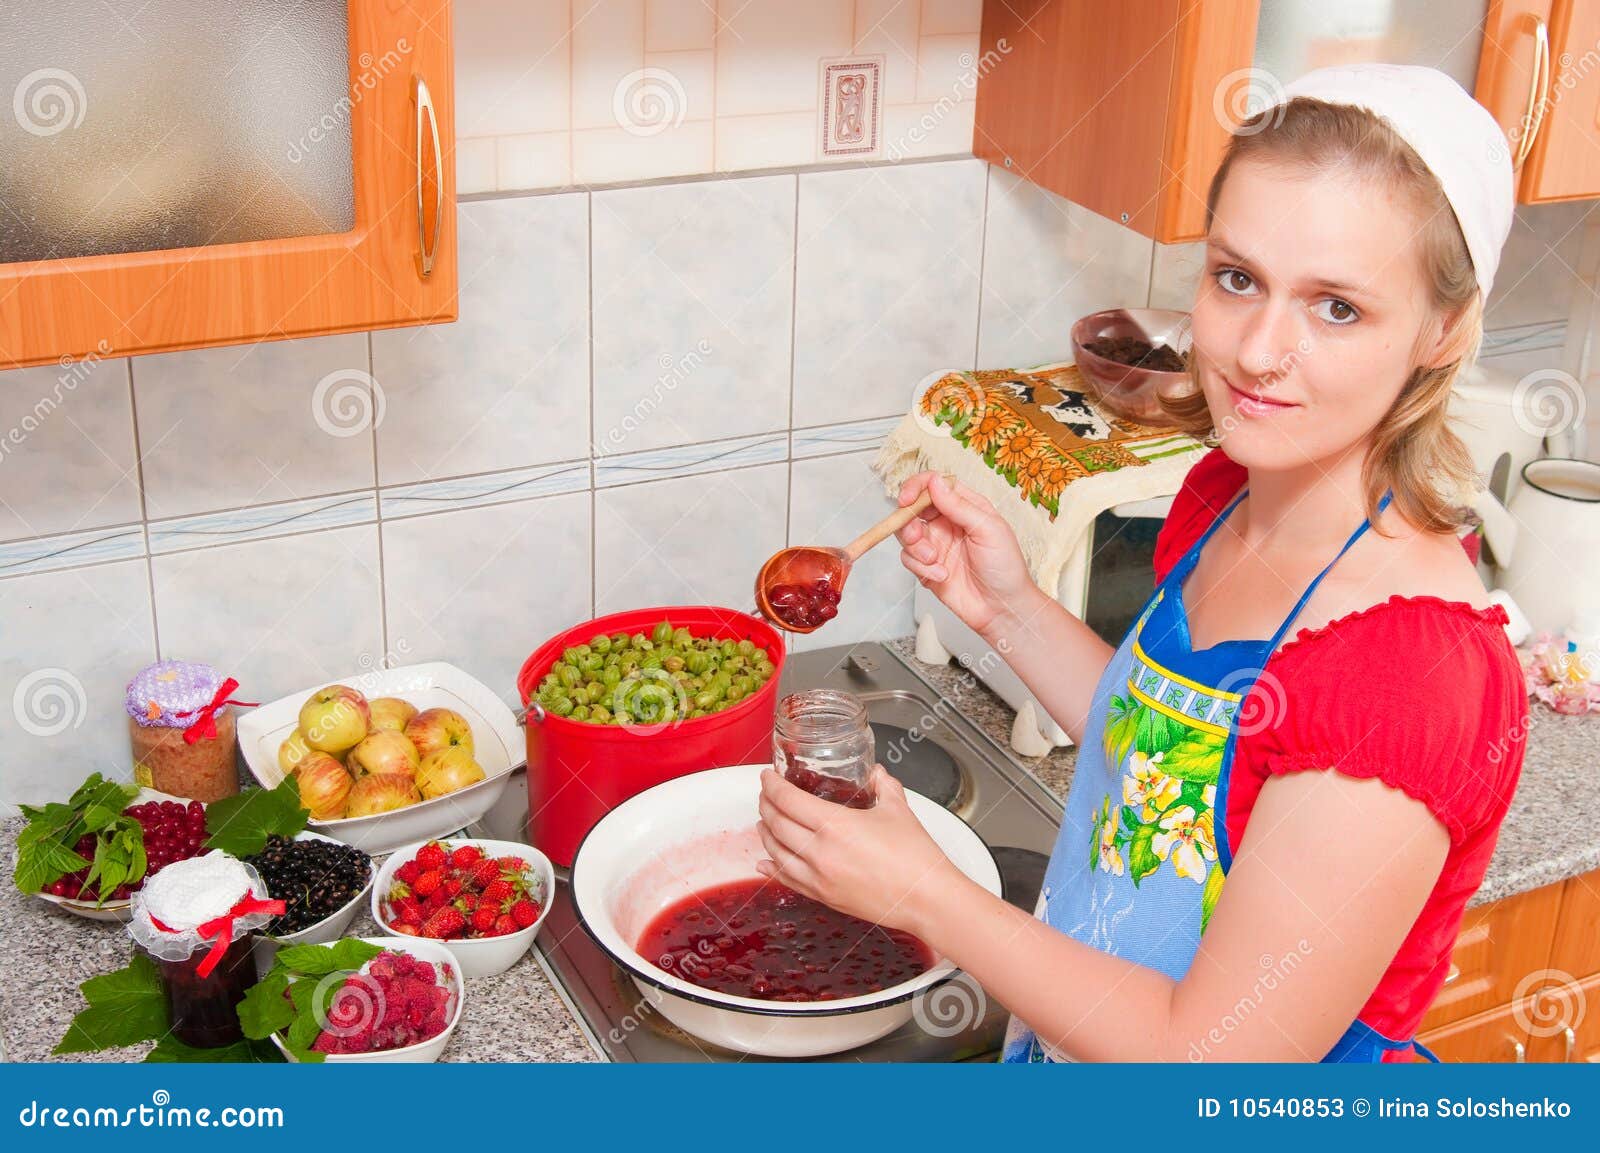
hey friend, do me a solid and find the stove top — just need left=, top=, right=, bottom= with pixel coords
left=474, top=641, right=1064, bottom=1062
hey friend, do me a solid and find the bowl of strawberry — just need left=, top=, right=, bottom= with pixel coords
left=372, top=837, right=554, bottom=977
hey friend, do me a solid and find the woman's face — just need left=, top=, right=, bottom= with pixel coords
left=1189, top=155, right=1441, bottom=471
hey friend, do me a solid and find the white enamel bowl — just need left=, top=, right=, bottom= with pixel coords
left=269, top=936, right=463, bottom=1064
left=251, top=830, right=378, bottom=979
left=570, top=763, right=1001, bottom=1058
left=371, top=836, right=554, bottom=977
left=24, top=787, right=197, bottom=923
left=238, top=662, right=522, bottom=854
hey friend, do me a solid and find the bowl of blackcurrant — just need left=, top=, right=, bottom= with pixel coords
left=247, top=830, right=376, bottom=973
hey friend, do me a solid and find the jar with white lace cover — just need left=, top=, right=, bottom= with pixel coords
left=128, top=851, right=282, bottom=1048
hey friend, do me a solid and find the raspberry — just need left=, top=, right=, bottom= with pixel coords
left=415, top=842, right=447, bottom=870
left=510, top=899, right=541, bottom=928
left=449, top=845, right=483, bottom=868
left=311, top=1031, right=341, bottom=1053
left=409, top=960, right=436, bottom=983
left=412, top=869, right=443, bottom=898
left=368, top=954, right=397, bottom=981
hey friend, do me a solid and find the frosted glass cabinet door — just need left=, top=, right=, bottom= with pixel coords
left=0, top=0, right=456, bottom=369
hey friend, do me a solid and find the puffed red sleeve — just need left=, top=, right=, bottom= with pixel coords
left=1228, top=597, right=1526, bottom=847
left=1151, top=447, right=1248, bottom=584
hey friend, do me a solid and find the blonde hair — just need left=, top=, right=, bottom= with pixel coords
left=1160, top=97, right=1483, bottom=533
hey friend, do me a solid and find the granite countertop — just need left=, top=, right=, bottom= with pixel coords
left=5, top=635, right=1596, bottom=1062
left=884, top=636, right=1600, bottom=907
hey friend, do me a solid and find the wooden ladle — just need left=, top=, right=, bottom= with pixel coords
left=755, top=488, right=938, bottom=634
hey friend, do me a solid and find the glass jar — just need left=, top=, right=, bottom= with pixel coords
left=772, top=690, right=876, bottom=808
left=125, top=660, right=243, bottom=803
left=148, top=934, right=256, bottom=1048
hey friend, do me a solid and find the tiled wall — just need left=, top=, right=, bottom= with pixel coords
left=454, top=0, right=985, bottom=192
left=2, top=152, right=1590, bottom=808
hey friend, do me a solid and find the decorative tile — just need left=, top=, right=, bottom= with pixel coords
left=595, top=462, right=787, bottom=616
left=819, top=56, right=884, bottom=159
left=373, top=194, right=589, bottom=485
left=133, top=333, right=375, bottom=520
left=791, top=416, right=903, bottom=459
left=716, top=0, right=853, bottom=118
left=787, top=450, right=914, bottom=652
left=0, top=354, right=140, bottom=543
left=0, top=524, right=146, bottom=578
left=150, top=525, right=384, bottom=706
left=497, top=132, right=570, bottom=191
left=381, top=460, right=591, bottom=520
left=854, top=0, right=920, bottom=104
left=571, top=121, right=714, bottom=185
left=382, top=491, right=592, bottom=709
left=0, top=559, right=155, bottom=806
left=715, top=112, right=816, bottom=172
left=794, top=159, right=985, bottom=423
left=980, top=165, right=1154, bottom=368
left=147, top=493, right=378, bottom=555
left=595, top=432, right=788, bottom=488
left=572, top=0, right=646, bottom=131
left=454, top=0, right=571, bottom=138
left=592, top=174, right=794, bottom=453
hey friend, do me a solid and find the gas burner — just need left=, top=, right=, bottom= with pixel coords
left=871, top=721, right=970, bottom=815
left=990, top=846, right=1049, bottom=913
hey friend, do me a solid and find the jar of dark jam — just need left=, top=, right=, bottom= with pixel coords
left=771, top=690, right=875, bottom=808
left=147, top=934, right=256, bottom=1048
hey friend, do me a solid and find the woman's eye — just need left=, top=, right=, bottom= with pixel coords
left=1314, top=298, right=1358, bottom=325
left=1214, top=268, right=1255, bottom=296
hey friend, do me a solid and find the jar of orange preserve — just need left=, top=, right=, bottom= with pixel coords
left=126, top=661, right=252, bottom=803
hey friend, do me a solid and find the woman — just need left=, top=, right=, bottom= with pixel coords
left=755, top=64, right=1529, bottom=1062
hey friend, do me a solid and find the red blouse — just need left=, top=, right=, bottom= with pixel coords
left=1152, top=448, right=1527, bottom=1045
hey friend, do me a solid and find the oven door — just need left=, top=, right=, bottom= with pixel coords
left=1081, top=497, right=1173, bottom=645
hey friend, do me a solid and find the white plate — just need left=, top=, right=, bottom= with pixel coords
left=237, top=662, right=522, bottom=854
left=22, top=787, right=201, bottom=922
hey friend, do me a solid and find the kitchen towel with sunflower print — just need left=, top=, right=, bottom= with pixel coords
left=874, top=361, right=1206, bottom=598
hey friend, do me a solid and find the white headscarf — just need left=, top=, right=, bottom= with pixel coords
left=1262, top=63, right=1515, bottom=299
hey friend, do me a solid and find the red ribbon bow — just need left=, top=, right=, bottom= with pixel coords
left=175, top=677, right=258, bottom=745
left=192, top=893, right=285, bottom=978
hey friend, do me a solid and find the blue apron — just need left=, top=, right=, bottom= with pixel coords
left=1001, top=488, right=1438, bottom=1063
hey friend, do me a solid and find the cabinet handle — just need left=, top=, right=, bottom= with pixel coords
left=413, top=75, right=443, bottom=277
left=1513, top=16, right=1551, bottom=170
left=1443, top=962, right=1461, bottom=986
left=1563, top=1025, right=1576, bottom=1063
left=1509, top=1036, right=1526, bottom=1062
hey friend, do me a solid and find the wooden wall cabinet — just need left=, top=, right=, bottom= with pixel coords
left=0, top=0, right=457, bottom=370
left=1417, top=868, right=1600, bottom=1062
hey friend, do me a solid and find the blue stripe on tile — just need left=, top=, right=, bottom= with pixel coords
left=0, top=524, right=146, bottom=577
left=791, top=416, right=903, bottom=459
left=147, top=493, right=378, bottom=554
left=1481, top=320, right=1566, bottom=356
left=380, top=460, right=591, bottom=519
left=593, top=433, right=788, bottom=488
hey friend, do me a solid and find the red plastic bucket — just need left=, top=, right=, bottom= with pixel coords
left=517, top=606, right=785, bottom=866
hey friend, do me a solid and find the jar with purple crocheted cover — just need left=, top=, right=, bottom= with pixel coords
left=126, top=661, right=253, bottom=803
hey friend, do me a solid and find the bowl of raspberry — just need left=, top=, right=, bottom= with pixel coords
left=371, top=836, right=554, bottom=978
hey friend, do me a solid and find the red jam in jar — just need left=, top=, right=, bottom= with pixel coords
left=640, top=878, right=934, bottom=1001
left=151, top=934, right=256, bottom=1048
left=771, top=690, right=875, bottom=809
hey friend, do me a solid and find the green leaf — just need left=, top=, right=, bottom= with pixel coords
left=328, top=938, right=383, bottom=971
left=14, top=838, right=90, bottom=894
left=1200, top=860, right=1226, bottom=933
left=203, top=777, right=309, bottom=857
left=285, top=979, right=325, bottom=1052
left=145, top=1035, right=283, bottom=1063
left=237, top=971, right=295, bottom=1041
left=1161, top=730, right=1227, bottom=784
left=1127, top=823, right=1161, bottom=886
left=1118, top=804, right=1141, bottom=832
left=54, top=954, right=169, bottom=1053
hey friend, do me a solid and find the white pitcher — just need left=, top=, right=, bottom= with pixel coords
left=1487, top=459, right=1600, bottom=634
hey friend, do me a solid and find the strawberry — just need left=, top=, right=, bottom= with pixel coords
left=493, top=914, right=519, bottom=936
left=395, top=859, right=422, bottom=885
left=412, top=869, right=443, bottom=898
left=393, top=896, right=424, bottom=926
left=442, top=877, right=463, bottom=898
left=424, top=889, right=449, bottom=912
left=419, top=906, right=466, bottom=939
left=467, top=858, right=502, bottom=889
left=496, top=855, right=527, bottom=871
left=455, top=892, right=479, bottom=913
left=415, top=842, right=448, bottom=871
left=480, top=878, right=515, bottom=908
left=392, top=923, right=419, bottom=936
left=471, top=905, right=497, bottom=933
left=510, top=899, right=541, bottom=928
left=450, top=845, right=483, bottom=868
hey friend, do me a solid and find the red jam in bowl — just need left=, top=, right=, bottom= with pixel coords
left=638, top=878, right=934, bottom=1001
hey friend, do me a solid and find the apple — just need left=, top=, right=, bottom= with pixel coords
left=346, top=730, right=421, bottom=779
left=345, top=772, right=420, bottom=817
left=296, top=752, right=354, bottom=820
left=404, top=707, right=473, bottom=760
left=368, top=696, right=418, bottom=733
left=277, top=730, right=314, bottom=778
left=298, top=685, right=370, bottom=755
left=415, top=746, right=485, bottom=800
